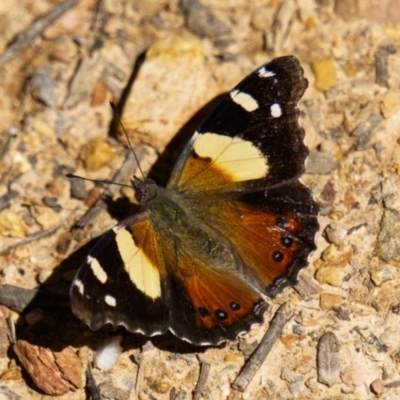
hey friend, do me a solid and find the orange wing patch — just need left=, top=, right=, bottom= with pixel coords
left=209, top=201, right=303, bottom=287
left=173, top=262, right=263, bottom=329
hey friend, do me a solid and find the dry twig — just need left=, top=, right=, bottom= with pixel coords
left=0, top=0, right=79, bottom=69
left=193, top=361, right=211, bottom=400
left=86, top=363, right=101, bottom=400
left=232, top=303, right=293, bottom=392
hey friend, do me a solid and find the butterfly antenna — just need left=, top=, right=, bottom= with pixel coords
left=65, top=173, right=132, bottom=189
left=110, top=101, right=146, bottom=180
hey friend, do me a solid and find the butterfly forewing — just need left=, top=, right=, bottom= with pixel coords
left=168, top=55, right=309, bottom=192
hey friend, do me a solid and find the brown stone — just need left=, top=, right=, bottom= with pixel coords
left=370, top=378, right=385, bottom=395
left=320, top=293, right=344, bottom=309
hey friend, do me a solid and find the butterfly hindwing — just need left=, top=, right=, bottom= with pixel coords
left=161, top=225, right=267, bottom=345
left=186, top=180, right=319, bottom=297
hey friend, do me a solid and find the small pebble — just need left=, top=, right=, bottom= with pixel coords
left=280, top=334, right=299, bottom=348
left=30, top=206, right=61, bottom=230
left=380, top=327, right=398, bottom=348
left=94, top=335, right=123, bottom=371
left=149, top=380, right=170, bottom=394
left=370, top=378, right=385, bottom=395
left=180, top=0, right=231, bottom=39
left=98, top=382, right=130, bottom=400
left=30, top=68, right=56, bottom=107
left=321, top=244, right=353, bottom=266
left=81, top=137, right=116, bottom=172
left=312, top=59, right=336, bottom=91
left=292, top=324, right=305, bottom=335
left=321, top=244, right=339, bottom=262
left=1, top=264, right=18, bottom=281
left=341, top=363, right=365, bottom=387
left=324, top=223, right=348, bottom=245
left=376, top=209, right=400, bottom=262
left=315, top=266, right=342, bottom=287
left=369, top=265, right=394, bottom=286
left=0, top=210, right=28, bottom=238
left=29, top=256, right=38, bottom=264
left=0, top=368, right=23, bottom=381
left=42, top=197, right=62, bottom=212
left=380, top=92, right=400, bottom=119
left=70, top=177, right=87, bottom=199
left=320, top=293, right=344, bottom=309
left=224, top=354, right=240, bottom=363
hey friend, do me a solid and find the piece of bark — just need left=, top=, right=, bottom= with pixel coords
left=13, top=340, right=84, bottom=396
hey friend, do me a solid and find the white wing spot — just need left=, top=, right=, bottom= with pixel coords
left=270, top=103, right=282, bottom=118
left=259, top=67, right=276, bottom=78
left=73, top=279, right=84, bottom=295
left=230, top=89, right=259, bottom=112
left=88, top=256, right=108, bottom=283
left=105, top=294, right=116, bottom=307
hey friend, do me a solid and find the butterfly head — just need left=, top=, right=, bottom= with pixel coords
left=132, top=176, right=159, bottom=206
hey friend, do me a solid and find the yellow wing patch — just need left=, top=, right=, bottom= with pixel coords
left=193, top=132, right=269, bottom=182
left=114, top=227, right=162, bottom=300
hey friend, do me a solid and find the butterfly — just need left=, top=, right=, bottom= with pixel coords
left=70, top=55, right=319, bottom=346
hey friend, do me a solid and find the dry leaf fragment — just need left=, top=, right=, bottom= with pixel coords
left=13, top=339, right=84, bottom=396
left=317, top=332, right=341, bottom=387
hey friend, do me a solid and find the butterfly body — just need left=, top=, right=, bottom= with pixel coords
left=70, top=56, right=319, bottom=345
